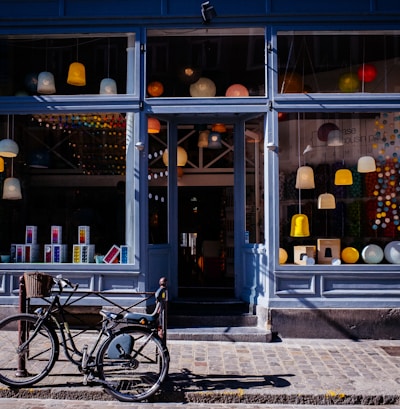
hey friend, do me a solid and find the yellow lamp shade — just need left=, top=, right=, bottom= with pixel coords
left=334, top=169, right=353, bottom=185
left=2, top=177, right=22, bottom=200
left=341, top=247, right=359, bottom=264
left=295, top=166, right=315, bottom=189
left=290, top=214, right=310, bottom=237
left=37, top=71, right=56, bottom=94
left=189, top=77, right=216, bottom=97
left=318, top=193, right=336, bottom=209
left=279, top=248, right=288, bottom=264
left=357, top=156, right=376, bottom=173
left=0, top=157, right=4, bottom=172
left=67, top=62, right=86, bottom=86
left=225, top=83, right=249, bottom=97
left=148, top=117, right=161, bottom=134
left=162, top=146, right=188, bottom=167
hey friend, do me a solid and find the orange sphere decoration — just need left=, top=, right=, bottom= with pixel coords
left=225, top=84, right=249, bottom=97
left=338, top=73, right=360, bottom=92
left=357, top=64, right=377, bottom=83
left=147, top=81, right=164, bottom=97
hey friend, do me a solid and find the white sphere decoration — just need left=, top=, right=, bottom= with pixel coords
left=189, top=77, right=216, bottom=97
left=384, top=241, right=400, bottom=264
left=361, top=244, right=384, bottom=264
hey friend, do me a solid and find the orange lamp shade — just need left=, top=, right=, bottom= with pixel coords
left=67, top=62, right=86, bottom=86
left=0, top=157, right=4, bottom=172
left=148, top=117, right=161, bottom=134
left=212, top=123, right=226, bottom=133
left=334, top=169, right=353, bottom=185
left=147, top=81, right=164, bottom=97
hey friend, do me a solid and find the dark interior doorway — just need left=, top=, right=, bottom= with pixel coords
left=178, top=186, right=234, bottom=298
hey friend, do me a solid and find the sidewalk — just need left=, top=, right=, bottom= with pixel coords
left=0, top=338, right=400, bottom=405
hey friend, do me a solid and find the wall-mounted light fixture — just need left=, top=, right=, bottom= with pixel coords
left=201, top=1, right=217, bottom=24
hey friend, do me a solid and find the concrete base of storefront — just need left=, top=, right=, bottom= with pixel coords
left=269, top=308, right=400, bottom=339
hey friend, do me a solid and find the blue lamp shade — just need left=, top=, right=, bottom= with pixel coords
left=29, top=150, right=50, bottom=168
left=37, top=71, right=56, bottom=94
left=208, top=131, right=222, bottom=149
left=100, top=78, right=117, bottom=94
left=0, top=139, right=19, bottom=158
left=2, top=177, right=22, bottom=200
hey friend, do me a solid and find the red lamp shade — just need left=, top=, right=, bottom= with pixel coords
left=357, top=64, right=377, bottom=83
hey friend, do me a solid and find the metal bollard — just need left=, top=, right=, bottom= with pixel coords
left=16, top=275, right=28, bottom=377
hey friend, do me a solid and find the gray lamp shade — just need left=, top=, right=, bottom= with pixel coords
left=357, top=156, right=376, bottom=172
left=37, top=71, right=56, bottom=94
left=100, top=78, right=117, bottom=94
left=0, top=139, right=19, bottom=157
left=2, top=177, right=22, bottom=200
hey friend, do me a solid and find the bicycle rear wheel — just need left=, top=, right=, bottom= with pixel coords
left=0, top=313, right=59, bottom=387
left=97, top=326, right=169, bottom=402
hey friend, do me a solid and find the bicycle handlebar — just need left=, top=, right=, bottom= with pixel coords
left=54, top=275, right=79, bottom=293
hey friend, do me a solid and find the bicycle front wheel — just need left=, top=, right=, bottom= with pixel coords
left=97, top=327, right=170, bottom=402
left=0, top=313, right=59, bottom=387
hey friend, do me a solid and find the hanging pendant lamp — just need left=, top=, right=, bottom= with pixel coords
left=0, top=157, right=4, bottom=172
left=100, top=78, right=117, bottom=94
left=148, top=117, right=161, bottom=134
left=290, top=214, right=310, bottom=237
left=67, top=62, right=86, bottom=86
left=357, top=155, right=376, bottom=172
left=37, top=71, right=56, bottom=94
left=327, top=129, right=343, bottom=146
left=3, top=177, right=22, bottom=200
left=198, top=130, right=209, bottom=148
left=334, top=168, right=353, bottom=185
left=0, top=138, right=19, bottom=158
left=208, top=131, right=222, bottom=149
left=295, top=166, right=315, bottom=189
left=318, top=193, right=336, bottom=209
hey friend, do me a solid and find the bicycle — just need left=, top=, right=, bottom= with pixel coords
left=0, top=273, right=170, bottom=402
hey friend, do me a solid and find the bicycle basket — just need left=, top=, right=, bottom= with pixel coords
left=23, top=272, right=54, bottom=298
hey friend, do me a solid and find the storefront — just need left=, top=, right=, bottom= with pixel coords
left=0, top=0, right=399, bottom=336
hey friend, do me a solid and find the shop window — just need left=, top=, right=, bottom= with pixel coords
left=146, top=28, right=265, bottom=98
left=0, top=35, right=128, bottom=96
left=279, top=112, right=400, bottom=266
left=0, top=114, right=127, bottom=263
left=277, top=32, right=400, bottom=94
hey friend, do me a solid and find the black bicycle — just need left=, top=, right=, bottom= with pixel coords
left=0, top=273, right=170, bottom=402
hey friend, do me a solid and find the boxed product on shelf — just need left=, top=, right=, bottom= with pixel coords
left=51, top=226, right=63, bottom=244
left=73, top=244, right=95, bottom=263
left=103, top=245, right=120, bottom=264
left=294, top=245, right=316, bottom=265
left=317, top=238, right=341, bottom=264
left=120, top=245, right=129, bottom=264
left=44, top=244, right=68, bottom=263
left=13, top=244, right=40, bottom=263
left=25, top=226, right=38, bottom=244
left=78, top=225, right=90, bottom=245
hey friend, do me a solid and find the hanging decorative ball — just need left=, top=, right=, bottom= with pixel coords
left=278, top=72, right=303, bottom=93
left=384, top=241, right=400, bottom=264
left=317, top=123, right=339, bottom=142
left=178, top=66, right=201, bottom=84
left=361, top=244, right=384, bottom=264
left=147, top=81, right=164, bottom=97
left=357, top=64, right=377, bottom=83
left=278, top=112, right=288, bottom=121
left=338, top=72, right=360, bottom=92
left=225, top=84, right=249, bottom=97
left=279, top=248, right=288, bottom=264
left=189, top=77, right=216, bottom=97
left=341, top=247, right=359, bottom=264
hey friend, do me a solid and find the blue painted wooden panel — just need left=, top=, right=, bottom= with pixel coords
left=270, top=0, right=371, bottom=13
left=0, top=1, right=59, bottom=17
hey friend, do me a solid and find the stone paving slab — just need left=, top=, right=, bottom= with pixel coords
left=0, top=338, right=400, bottom=405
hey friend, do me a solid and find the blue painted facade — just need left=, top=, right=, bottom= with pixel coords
left=0, top=0, right=400, bottom=329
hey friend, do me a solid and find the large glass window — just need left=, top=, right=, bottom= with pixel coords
left=277, top=32, right=400, bottom=93
left=279, top=112, right=400, bottom=265
left=0, top=35, right=128, bottom=96
left=146, top=28, right=265, bottom=98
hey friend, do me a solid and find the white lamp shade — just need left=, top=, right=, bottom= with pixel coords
left=2, top=177, right=22, bottom=200
left=100, top=78, right=117, bottom=94
left=189, top=77, right=216, bottom=97
left=318, top=193, right=336, bottom=209
left=327, top=129, right=343, bottom=146
left=357, top=155, right=376, bottom=172
left=0, top=139, right=19, bottom=157
left=295, top=166, right=315, bottom=189
left=37, top=71, right=56, bottom=94
left=198, top=130, right=209, bottom=148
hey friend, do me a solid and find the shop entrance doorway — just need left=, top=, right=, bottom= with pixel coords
left=178, top=186, right=234, bottom=298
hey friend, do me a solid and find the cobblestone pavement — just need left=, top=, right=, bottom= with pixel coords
left=0, top=338, right=400, bottom=405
